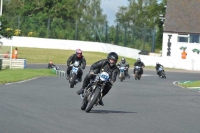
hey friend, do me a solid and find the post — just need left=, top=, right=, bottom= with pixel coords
left=124, top=24, right=127, bottom=46
left=0, top=0, right=3, bottom=27
left=9, top=43, right=12, bottom=69
left=47, top=18, right=50, bottom=38
left=115, top=23, right=119, bottom=45
left=18, top=16, right=20, bottom=34
left=75, top=20, right=78, bottom=40
left=0, top=0, right=2, bottom=16
left=151, top=29, right=156, bottom=52
left=132, top=26, right=135, bottom=47
left=105, top=21, right=108, bottom=43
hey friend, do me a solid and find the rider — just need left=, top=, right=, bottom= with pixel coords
left=155, top=62, right=164, bottom=76
left=117, top=57, right=130, bottom=78
left=66, top=49, right=86, bottom=82
left=76, top=52, right=119, bottom=106
left=133, top=58, right=145, bottom=76
left=48, top=61, right=56, bottom=69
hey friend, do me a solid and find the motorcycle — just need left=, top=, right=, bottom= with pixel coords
left=80, top=72, right=110, bottom=113
left=134, top=66, right=141, bottom=80
left=158, top=66, right=166, bottom=78
left=118, top=66, right=127, bottom=82
left=69, top=61, right=82, bottom=88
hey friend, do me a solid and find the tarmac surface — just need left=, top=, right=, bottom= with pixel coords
left=0, top=64, right=200, bottom=133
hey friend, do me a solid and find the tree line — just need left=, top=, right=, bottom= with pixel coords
left=0, top=0, right=167, bottom=51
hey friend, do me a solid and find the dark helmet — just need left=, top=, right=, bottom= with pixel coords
left=107, top=52, right=118, bottom=67
left=156, top=62, right=159, bottom=65
left=76, top=49, right=82, bottom=58
left=121, top=58, right=126, bottom=64
left=137, top=58, right=141, bottom=62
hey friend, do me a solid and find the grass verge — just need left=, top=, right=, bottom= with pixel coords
left=178, top=80, right=200, bottom=88
left=16, top=47, right=136, bottom=65
left=0, top=69, right=55, bottom=84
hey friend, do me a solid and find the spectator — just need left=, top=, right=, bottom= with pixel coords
left=181, top=49, right=187, bottom=59
left=3, top=51, right=10, bottom=58
left=12, top=47, right=18, bottom=59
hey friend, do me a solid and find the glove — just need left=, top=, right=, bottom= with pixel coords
left=89, top=70, right=94, bottom=75
left=82, top=66, right=85, bottom=70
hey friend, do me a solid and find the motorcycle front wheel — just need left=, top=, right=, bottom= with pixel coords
left=70, top=74, right=76, bottom=88
left=85, top=88, right=100, bottom=113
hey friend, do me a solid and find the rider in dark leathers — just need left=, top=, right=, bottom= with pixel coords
left=133, top=58, right=145, bottom=75
left=48, top=61, right=56, bottom=69
left=76, top=52, right=119, bottom=106
left=155, top=62, right=164, bottom=76
left=66, top=49, right=86, bottom=82
left=117, top=58, right=130, bottom=78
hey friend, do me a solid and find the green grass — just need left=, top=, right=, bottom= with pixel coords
left=0, top=69, right=55, bottom=84
left=178, top=80, right=200, bottom=88
left=16, top=47, right=136, bottom=65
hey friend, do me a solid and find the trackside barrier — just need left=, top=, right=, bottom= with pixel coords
left=56, top=70, right=66, bottom=77
left=0, top=59, right=2, bottom=70
left=139, top=55, right=200, bottom=71
left=1, top=58, right=26, bottom=69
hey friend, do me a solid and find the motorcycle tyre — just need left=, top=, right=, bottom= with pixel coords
left=85, top=88, right=100, bottom=113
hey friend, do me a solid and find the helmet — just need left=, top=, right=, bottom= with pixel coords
left=49, top=61, right=53, bottom=64
left=156, top=62, right=159, bottom=65
left=121, top=58, right=125, bottom=64
left=76, top=49, right=82, bottom=58
left=137, top=58, right=141, bottom=62
left=107, top=52, right=118, bottom=67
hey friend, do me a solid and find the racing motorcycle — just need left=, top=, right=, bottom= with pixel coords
left=134, top=66, right=141, bottom=80
left=80, top=72, right=110, bottom=113
left=69, top=61, right=82, bottom=88
left=158, top=66, right=166, bottom=78
left=118, top=66, right=127, bottom=82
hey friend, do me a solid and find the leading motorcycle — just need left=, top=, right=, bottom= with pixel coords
left=69, top=61, right=82, bottom=88
left=80, top=72, right=110, bottom=113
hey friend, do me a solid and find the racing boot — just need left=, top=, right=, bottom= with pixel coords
left=78, top=76, right=82, bottom=82
left=66, top=74, right=70, bottom=80
left=76, top=88, right=84, bottom=95
left=98, top=99, right=104, bottom=106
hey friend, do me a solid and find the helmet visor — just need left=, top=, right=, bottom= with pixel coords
left=77, top=53, right=82, bottom=58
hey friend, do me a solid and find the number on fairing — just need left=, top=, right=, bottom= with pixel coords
left=100, top=72, right=109, bottom=81
left=72, top=67, right=78, bottom=73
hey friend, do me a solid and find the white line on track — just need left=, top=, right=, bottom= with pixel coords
left=5, top=77, right=40, bottom=85
left=173, top=81, right=185, bottom=89
left=131, top=74, right=155, bottom=77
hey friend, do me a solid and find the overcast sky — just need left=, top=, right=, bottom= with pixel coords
left=100, top=0, right=129, bottom=25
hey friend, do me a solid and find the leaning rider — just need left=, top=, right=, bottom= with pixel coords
left=76, top=52, right=119, bottom=106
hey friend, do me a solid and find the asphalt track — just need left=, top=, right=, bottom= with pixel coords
left=0, top=64, right=200, bottom=133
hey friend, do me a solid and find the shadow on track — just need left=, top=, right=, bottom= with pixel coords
left=90, top=109, right=137, bottom=114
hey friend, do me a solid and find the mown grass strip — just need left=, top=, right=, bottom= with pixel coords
left=16, top=47, right=136, bottom=65
left=178, top=80, right=200, bottom=88
left=0, top=69, right=55, bottom=84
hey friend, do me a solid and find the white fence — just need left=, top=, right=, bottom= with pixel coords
left=1, top=36, right=140, bottom=59
left=1, top=36, right=200, bottom=71
left=140, top=55, right=200, bottom=71
left=0, top=58, right=26, bottom=69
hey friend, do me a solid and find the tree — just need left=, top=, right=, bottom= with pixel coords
left=0, top=16, right=13, bottom=39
